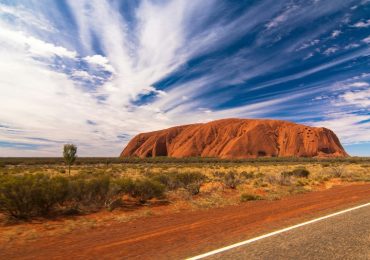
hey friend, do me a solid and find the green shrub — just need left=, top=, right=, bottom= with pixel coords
left=68, top=174, right=112, bottom=208
left=186, top=183, right=201, bottom=195
left=211, top=171, right=224, bottom=180
left=31, top=175, right=69, bottom=215
left=0, top=173, right=167, bottom=219
left=112, top=177, right=135, bottom=194
left=265, top=174, right=291, bottom=186
left=296, top=179, right=309, bottom=186
left=240, top=193, right=263, bottom=202
left=102, top=177, right=134, bottom=210
left=279, top=174, right=292, bottom=185
left=151, top=171, right=205, bottom=194
left=172, top=171, right=205, bottom=189
left=106, top=198, right=124, bottom=211
left=291, top=168, right=310, bottom=178
left=328, top=166, right=346, bottom=177
left=0, top=174, right=36, bottom=218
left=281, top=168, right=310, bottom=178
left=0, top=174, right=68, bottom=218
left=239, top=171, right=254, bottom=179
left=151, top=174, right=172, bottom=188
left=223, top=171, right=242, bottom=189
left=130, top=179, right=165, bottom=203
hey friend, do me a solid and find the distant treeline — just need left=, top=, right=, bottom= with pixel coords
left=0, top=156, right=369, bottom=166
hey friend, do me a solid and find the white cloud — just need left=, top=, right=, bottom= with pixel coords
left=303, top=52, right=314, bottom=60
left=344, top=43, right=360, bottom=49
left=1, top=0, right=370, bottom=156
left=353, top=19, right=370, bottom=28
left=83, top=55, right=115, bottom=73
left=348, top=82, right=369, bottom=87
left=312, top=95, right=328, bottom=101
left=339, top=89, right=370, bottom=108
left=67, top=0, right=202, bottom=106
left=72, top=70, right=93, bottom=79
left=331, top=30, right=341, bottom=38
left=310, top=114, right=370, bottom=144
left=83, top=54, right=109, bottom=65
left=323, top=47, right=338, bottom=55
left=296, top=39, right=320, bottom=51
left=266, top=14, right=288, bottom=29
left=307, top=79, right=370, bottom=145
left=0, top=50, right=100, bottom=155
left=0, top=8, right=174, bottom=156
left=362, top=36, right=370, bottom=43
left=0, top=24, right=76, bottom=58
left=154, top=90, right=168, bottom=97
left=0, top=3, right=56, bottom=32
left=265, top=3, right=298, bottom=30
left=0, top=45, right=175, bottom=156
left=336, top=81, right=370, bottom=108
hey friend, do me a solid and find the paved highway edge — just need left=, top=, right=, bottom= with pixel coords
left=186, top=202, right=370, bottom=260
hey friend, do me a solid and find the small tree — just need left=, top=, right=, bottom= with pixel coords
left=63, top=144, right=77, bottom=175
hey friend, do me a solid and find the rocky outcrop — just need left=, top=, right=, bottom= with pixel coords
left=120, top=118, right=348, bottom=159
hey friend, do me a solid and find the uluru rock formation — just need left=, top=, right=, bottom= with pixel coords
left=120, top=118, right=348, bottom=159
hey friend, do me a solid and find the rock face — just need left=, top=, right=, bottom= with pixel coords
left=120, top=118, right=348, bottom=159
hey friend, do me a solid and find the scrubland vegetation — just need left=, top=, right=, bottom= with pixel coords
left=0, top=157, right=369, bottom=243
left=1, top=156, right=370, bottom=166
left=0, top=157, right=369, bottom=223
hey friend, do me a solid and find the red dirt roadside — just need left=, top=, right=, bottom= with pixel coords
left=1, top=183, right=370, bottom=260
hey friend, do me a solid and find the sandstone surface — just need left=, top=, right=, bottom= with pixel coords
left=120, top=119, right=348, bottom=159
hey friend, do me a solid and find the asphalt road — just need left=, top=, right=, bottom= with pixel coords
left=205, top=204, right=370, bottom=260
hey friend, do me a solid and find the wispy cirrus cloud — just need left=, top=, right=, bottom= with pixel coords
left=0, top=3, right=55, bottom=32
left=1, top=0, right=370, bottom=156
left=0, top=23, right=76, bottom=58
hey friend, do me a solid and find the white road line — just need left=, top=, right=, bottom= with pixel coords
left=186, top=202, right=370, bottom=260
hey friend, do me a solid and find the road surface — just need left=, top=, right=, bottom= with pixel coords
left=191, top=203, right=370, bottom=259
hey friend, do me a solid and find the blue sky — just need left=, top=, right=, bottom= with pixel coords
left=0, top=0, right=370, bottom=156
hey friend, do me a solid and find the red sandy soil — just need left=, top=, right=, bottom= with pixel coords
left=121, top=118, right=348, bottom=159
left=1, top=183, right=369, bottom=260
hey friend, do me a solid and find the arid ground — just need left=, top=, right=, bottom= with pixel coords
left=0, top=157, right=369, bottom=259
